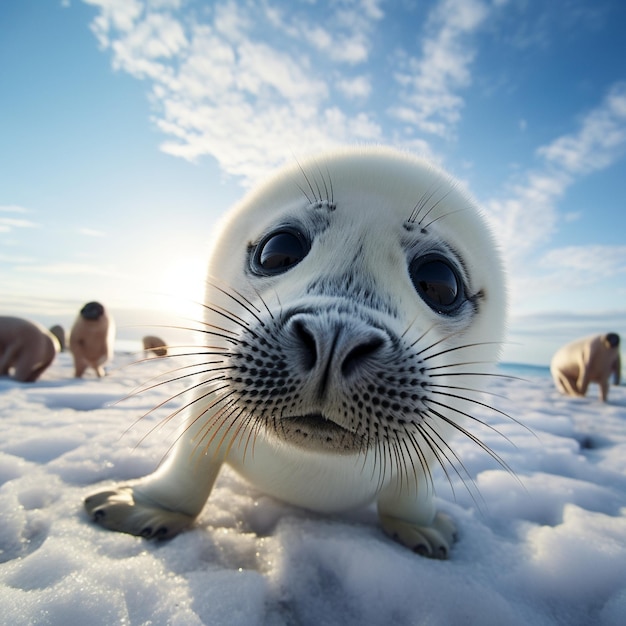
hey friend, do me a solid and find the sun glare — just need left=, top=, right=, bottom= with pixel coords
left=157, top=256, right=207, bottom=322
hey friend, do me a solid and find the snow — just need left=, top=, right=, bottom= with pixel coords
left=1, top=352, right=626, bottom=625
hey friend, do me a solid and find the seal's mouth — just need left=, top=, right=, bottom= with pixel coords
left=283, top=412, right=349, bottom=434
left=274, top=413, right=359, bottom=450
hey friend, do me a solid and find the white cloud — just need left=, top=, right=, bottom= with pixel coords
left=0, top=253, right=36, bottom=264
left=0, top=204, right=31, bottom=214
left=335, top=75, right=372, bottom=100
left=84, top=0, right=143, bottom=46
left=305, top=25, right=369, bottom=65
left=16, top=261, right=119, bottom=277
left=235, top=40, right=327, bottom=102
left=537, top=82, right=626, bottom=174
left=389, top=0, right=491, bottom=137
left=214, top=0, right=252, bottom=43
left=540, top=245, right=626, bottom=281
left=0, top=215, right=40, bottom=233
left=480, top=82, right=626, bottom=316
left=83, top=0, right=388, bottom=185
left=265, top=0, right=383, bottom=65
left=485, top=82, right=626, bottom=270
left=563, top=210, right=582, bottom=223
left=78, top=227, right=107, bottom=238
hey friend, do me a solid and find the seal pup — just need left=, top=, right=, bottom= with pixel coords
left=85, top=146, right=507, bottom=559
left=142, top=335, right=168, bottom=357
left=69, top=301, right=115, bottom=378
left=551, top=333, right=621, bottom=402
left=0, top=316, right=60, bottom=382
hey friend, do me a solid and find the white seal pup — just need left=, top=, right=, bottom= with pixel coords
left=0, top=316, right=60, bottom=382
left=85, top=146, right=507, bottom=559
left=551, top=333, right=621, bottom=402
left=69, top=301, right=115, bottom=378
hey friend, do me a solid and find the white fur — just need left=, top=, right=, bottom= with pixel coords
left=85, top=146, right=506, bottom=558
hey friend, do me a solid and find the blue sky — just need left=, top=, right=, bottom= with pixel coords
left=1, top=0, right=625, bottom=365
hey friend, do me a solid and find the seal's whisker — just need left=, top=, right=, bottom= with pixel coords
left=294, top=179, right=313, bottom=204
left=397, top=436, right=414, bottom=494
left=424, top=381, right=508, bottom=401
left=122, top=372, right=228, bottom=439
left=235, top=410, right=261, bottom=462
left=326, top=164, right=334, bottom=205
left=427, top=370, right=521, bottom=381
left=212, top=405, right=248, bottom=459
left=377, top=436, right=390, bottom=491
left=311, top=162, right=324, bottom=204
left=204, top=277, right=265, bottom=319
left=425, top=405, right=521, bottom=484
left=389, top=440, right=405, bottom=494
left=408, top=182, right=440, bottom=224
left=421, top=341, right=505, bottom=362
left=317, top=163, right=330, bottom=204
left=429, top=388, right=533, bottom=435
left=122, top=361, right=231, bottom=401
left=420, top=419, right=486, bottom=511
left=199, top=304, right=251, bottom=330
left=402, top=318, right=436, bottom=342
left=398, top=434, right=420, bottom=493
left=410, top=327, right=454, bottom=351
left=295, top=157, right=320, bottom=203
left=133, top=376, right=232, bottom=443
left=139, top=322, right=240, bottom=346
left=425, top=359, right=497, bottom=372
left=138, top=384, right=232, bottom=464
left=424, top=397, right=517, bottom=448
left=428, top=389, right=513, bottom=422
left=405, top=428, right=435, bottom=496
left=240, top=414, right=260, bottom=463
left=194, top=393, right=240, bottom=457
left=248, top=285, right=275, bottom=321
left=417, top=185, right=455, bottom=228
left=412, top=422, right=457, bottom=500
left=422, top=207, right=470, bottom=231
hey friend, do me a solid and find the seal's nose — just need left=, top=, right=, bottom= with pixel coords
left=286, top=313, right=388, bottom=395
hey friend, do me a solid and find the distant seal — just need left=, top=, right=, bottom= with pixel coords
left=142, top=335, right=168, bottom=357
left=85, top=146, right=507, bottom=559
left=551, top=333, right=621, bottom=402
left=49, top=325, right=66, bottom=352
left=69, top=301, right=115, bottom=378
left=0, top=316, right=60, bottom=382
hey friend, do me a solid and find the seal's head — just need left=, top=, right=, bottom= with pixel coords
left=205, top=146, right=506, bottom=457
left=84, top=146, right=508, bottom=558
left=80, top=301, right=105, bottom=321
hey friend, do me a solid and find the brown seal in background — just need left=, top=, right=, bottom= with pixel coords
left=551, top=333, right=621, bottom=402
left=69, top=302, right=115, bottom=378
left=0, top=316, right=60, bottom=382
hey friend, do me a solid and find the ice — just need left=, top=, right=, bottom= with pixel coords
left=1, top=352, right=625, bottom=625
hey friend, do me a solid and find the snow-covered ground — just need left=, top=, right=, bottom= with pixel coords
left=1, top=351, right=625, bottom=625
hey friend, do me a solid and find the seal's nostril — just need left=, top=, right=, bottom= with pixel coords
left=341, top=336, right=384, bottom=377
left=292, top=319, right=318, bottom=371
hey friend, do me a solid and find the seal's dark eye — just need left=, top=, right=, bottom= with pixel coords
left=409, top=253, right=464, bottom=314
left=252, top=229, right=310, bottom=275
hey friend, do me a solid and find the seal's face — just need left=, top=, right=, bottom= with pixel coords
left=80, top=301, right=105, bottom=321
left=203, top=147, right=506, bottom=459
left=83, top=147, right=507, bottom=555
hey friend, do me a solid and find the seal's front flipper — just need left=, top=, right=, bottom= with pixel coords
left=379, top=511, right=457, bottom=559
left=84, top=486, right=195, bottom=539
